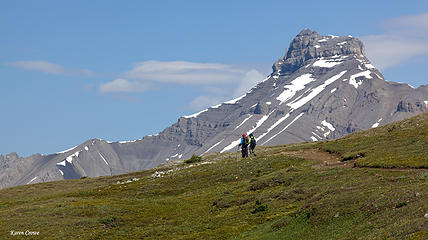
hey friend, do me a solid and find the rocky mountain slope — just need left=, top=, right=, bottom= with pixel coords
left=1, top=29, right=427, bottom=188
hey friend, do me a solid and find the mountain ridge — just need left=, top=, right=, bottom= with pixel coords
left=1, top=29, right=427, bottom=188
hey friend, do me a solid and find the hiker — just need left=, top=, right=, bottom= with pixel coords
left=249, top=133, right=257, bottom=156
left=238, top=134, right=249, bottom=158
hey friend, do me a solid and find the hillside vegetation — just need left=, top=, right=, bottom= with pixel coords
left=318, top=112, right=428, bottom=168
left=0, top=113, right=427, bottom=239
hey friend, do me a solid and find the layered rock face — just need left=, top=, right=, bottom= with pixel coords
left=1, top=29, right=427, bottom=188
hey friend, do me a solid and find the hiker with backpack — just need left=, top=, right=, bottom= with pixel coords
left=238, top=134, right=249, bottom=158
left=249, top=133, right=257, bottom=156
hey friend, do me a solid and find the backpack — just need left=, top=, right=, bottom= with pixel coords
left=250, top=136, right=256, bottom=146
left=242, top=137, right=249, bottom=147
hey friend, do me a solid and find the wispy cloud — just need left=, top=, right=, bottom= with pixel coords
left=188, top=95, right=229, bottom=111
left=7, top=60, right=96, bottom=76
left=361, top=12, right=428, bottom=70
left=187, top=69, right=264, bottom=111
left=383, top=13, right=428, bottom=35
left=100, top=60, right=268, bottom=111
left=234, top=69, right=265, bottom=97
left=99, top=78, right=151, bottom=93
left=123, top=60, right=244, bottom=85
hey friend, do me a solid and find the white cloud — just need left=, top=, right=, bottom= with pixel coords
left=7, top=60, right=96, bottom=76
left=8, top=61, right=66, bottom=74
left=188, top=95, right=229, bottom=111
left=361, top=35, right=428, bottom=70
left=234, top=69, right=265, bottom=97
left=100, top=60, right=268, bottom=109
left=99, top=78, right=151, bottom=93
left=383, top=13, right=428, bottom=35
left=185, top=69, right=265, bottom=111
left=123, top=60, right=244, bottom=85
left=361, top=12, right=428, bottom=70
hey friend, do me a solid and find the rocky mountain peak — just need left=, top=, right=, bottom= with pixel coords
left=296, top=28, right=320, bottom=37
left=273, top=29, right=366, bottom=75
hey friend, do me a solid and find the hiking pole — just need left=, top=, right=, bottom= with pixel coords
left=236, top=145, right=240, bottom=160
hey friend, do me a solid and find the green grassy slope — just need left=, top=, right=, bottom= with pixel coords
left=0, top=113, right=427, bottom=239
left=317, top=112, right=428, bottom=168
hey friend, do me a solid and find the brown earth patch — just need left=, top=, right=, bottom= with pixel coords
left=278, top=148, right=428, bottom=172
left=277, top=148, right=355, bottom=169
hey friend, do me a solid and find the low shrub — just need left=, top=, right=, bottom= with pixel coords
left=99, top=215, right=119, bottom=228
left=185, top=155, right=203, bottom=164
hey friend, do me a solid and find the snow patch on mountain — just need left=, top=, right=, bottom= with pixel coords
left=260, top=76, right=271, bottom=83
left=365, top=63, right=375, bottom=69
left=349, top=70, right=372, bottom=88
left=277, top=74, right=316, bottom=104
left=57, top=150, right=81, bottom=167
left=263, top=112, right=304, bottom=144
left=321, top=120, right=335, bottom=131
left=371, top=118, right=383, bottom=128
left=66, top=151, right=80, bottom=164
left=234, top=115, right=253, bottom=130
left=57, top=145, right=78, bottom=154
left=119, top=140, right=139, bottom=144
left=220, top=139, right=241, bottom=153
left=224, top=94, right=246, bottom=104
left=183, top=109, right=208, bottom=119
left=249, top=112, right=273, bottom=133
left=312, top=131, right=322, bottom=139
left=257, top=113, right=291, bottom=141
left=288, top=71, right=347, bottom=110
left=202, top=139, right=224, bottom=155
left=27, top=176, right=38, bottom=184
left=98, top=152, right=109, bottom=165
left=56, top=160, right=66, bottom=167
left=323, top=130, right=331, bottom=138
left=316, top=126, right=325, bottom=131
left=312, top=56, right=346, bottom=68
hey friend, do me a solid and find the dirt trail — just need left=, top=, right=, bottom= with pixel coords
left=278, top=148, right=355, bottom=169
left=280, top=148, right=428, bottom=172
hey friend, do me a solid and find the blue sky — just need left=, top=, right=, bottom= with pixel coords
left=1, top=1, right=428, bottom=156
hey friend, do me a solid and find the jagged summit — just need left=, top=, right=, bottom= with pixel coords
left=1, top=29, right=427, bottom=189
left=296, top=28, right=319, bottom=36
left=274, top=29, right=366, bottom=74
